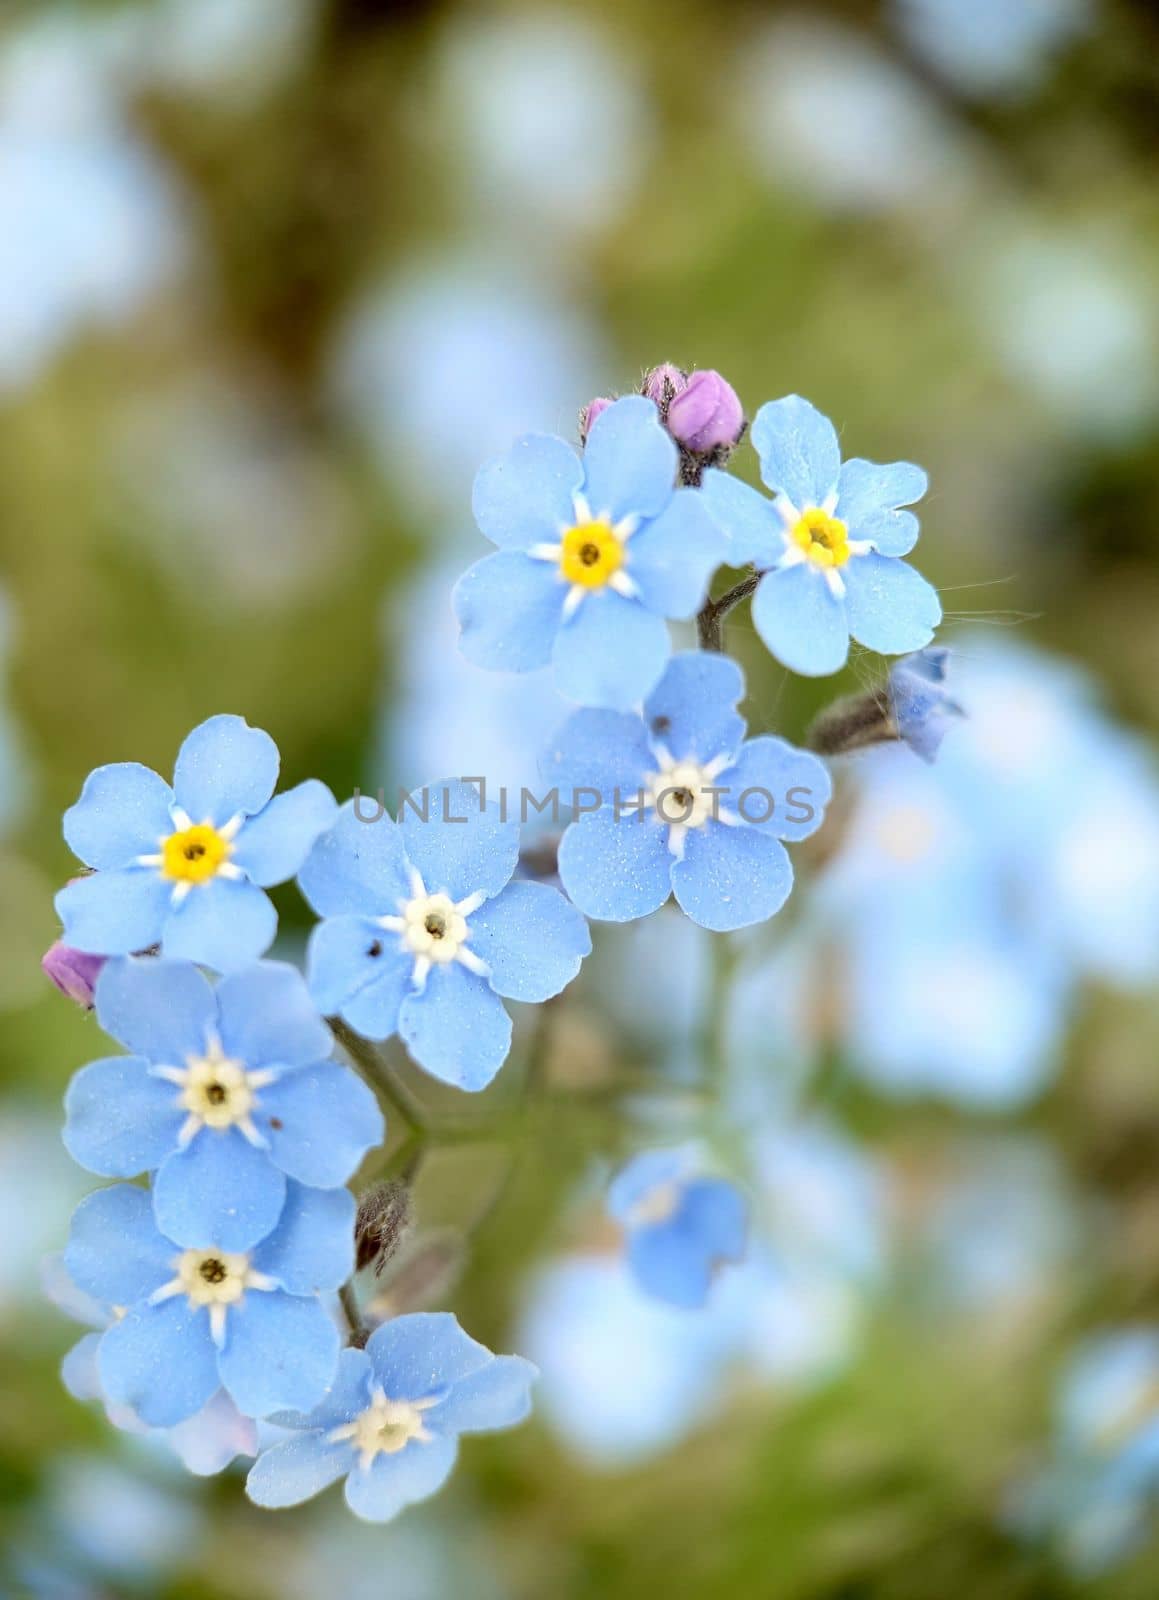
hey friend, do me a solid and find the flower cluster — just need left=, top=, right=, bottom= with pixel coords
left=45, top=368, right=955, bottom=1527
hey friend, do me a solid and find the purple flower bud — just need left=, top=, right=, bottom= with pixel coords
left=642, top=364, right=689, bottom=408
left=666, top=370, right=745, bottom=454
left=579, top=396, right=613, bottom=443
left=42, top=942, right=106, bottom=1009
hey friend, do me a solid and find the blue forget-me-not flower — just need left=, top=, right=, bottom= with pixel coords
left=246, top=1312, right=536, bottom=1521
left=701, top=395, right=941, bottom=676
left=888, top=647, right=963, bottom=763
left=65, top=1180, right=351, bottom=1426
left=608, top=1146, right=748, bottom=1309
left=63, top=958, right=383, bottom=1253
left=546, top=652, right=831, bottom=930
left=56, top=715, right=336, bottom=972
left=301, top=781, right=591, bottom=1090
left=453, top=395, right=727, bottom=709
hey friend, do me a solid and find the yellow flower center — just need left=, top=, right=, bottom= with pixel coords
left=161, top=822, right=232, bottom=884
left=791, top=508, right=850, bottom=569
left=559, top=519, right=624, bottom=589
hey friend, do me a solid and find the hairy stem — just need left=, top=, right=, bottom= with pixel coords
left=696, top=572, right=761, bottom=652
left=329, top=1017, right=431, bottom=1132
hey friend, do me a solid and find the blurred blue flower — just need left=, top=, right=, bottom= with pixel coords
left=246, top=1312, right=535, bottom=1521
left=65, top=1180, right=350, bottom=1424
left=888, top=647, right=963, bottom=762
left=55, top=714, right=336, bottom=971
left=301, top=783, right=590, bottom=1091
left=893, top=0, right=1090, bottom=99
left=63, top=959, right=381, bottom=1253
left=608, top=1147, right=747, bottom=1309
left=548, top=651, right=830, bottom=930
left=702, top=395, right=940, bottom=676
left=454, top=397, right=726, bottom=709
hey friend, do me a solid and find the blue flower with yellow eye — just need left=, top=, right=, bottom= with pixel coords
left=702, top=395, right=941, bottom=676
left=246, top=1313, right=536, bottom=1522
left=545, top=651, right=831, bottom=931
left=300, top=781, right=590, bottom=1092
left=62, top=958, right=383, bottom=1253
left=56, top=714, right=336, bottom=972
left=453, top=395, right=727, bottom=710
left=609, top=1147, right=748, bottom=1309
left=64, top=1181, right=351, bottom=1425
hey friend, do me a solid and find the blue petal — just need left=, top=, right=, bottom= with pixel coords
left=428, top=1356, right=538, bottom=1436
left=842, top=552, right=942, bottom=655
left=717, top=737, right=831, bottom=841
left=670, top=824, right=792, bottom=931
left=153, top=1131, right=285, bottom=1252
left=699, top=470, right=786, bottom=567
left=298, top=800, right=412, bottom=918
left=836, top=458, right=927, bottom=556
left=399, top=778, right=520, bottom=900
left=172, top=714, right=279, bottom=825
left=63, top=762, right=174, bottom=870
left=168, top=1390, right=259, bottom=1477
left=557, top=808, right=672, bottom=922
left=230, top=781, right=337, bottom=888
left=215, top=961, right=332, bottom=1070
left=95, top=957, right=216, bottom=1064
left=55, top=870, right=172, bottom=957
left=582, top=396, right=677, bottom=523
left=643, top=651, right=746, bottom=764
left=540, top=708, right=654, bottom=799
left=217, top=1291, right=341, bottom=1418
left=627, top=490, right=728, bottom=619
left=468, top=881, right=590, bottom=1002
left=98, top=1297, right=220, bottom=1427
left=471, top=433, right=585, bottom=551
left=306, top=915, right=412, bottom=1033
left=681, top=1179, right=748, bottom=1263
left=365, top=1312, right=492, bottom=1396
left=270, top=1345, right=372, bottom=1429
left=253, top=1182, right=355, bottom=1295
left=246, top=1432, right=353, bottom=1508
left=627, top=1227, right=712, bottom=1308
left=397, top=964, right=512, bottom=1091
left=751, top=395, right=841, bottom=509
left=552, top=591, right=670, bottom=710
left=65, top=1184, right=173, bottom=1307
left=259, top=1064, right=384, bottom=1188
left=63, top=1055, right=183, bottom=1177
left=62, top=1331, right=104, bottom=1402
left=751, top=565, right=850, bottom=677
left=160, top=877, right=278, bottom=972
left=607, top=1148, right=694, bottom=1219
left=344, top=1436, right=458, bottom=1522
left=453, top=551, right=566, bottom=673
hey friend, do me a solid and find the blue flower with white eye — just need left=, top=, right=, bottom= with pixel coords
left=56, top=714, right=336, bottom=972
left=62, top=959, right=383, bottom=1253
left=245, top=1312, right=536, bottom=1522
left=546, top=651, right=831, bottom=931
left=453, top=395, right=727, bottom=710
left=300, top=780, right=591, bottom=1092
left=888, top=647, right=963, bottom=762
left=608, top=1147, right=747, bottom=1309
left=701, top=395, right=941, bottom=676
left=64, top=1180, right=350, bottom=1425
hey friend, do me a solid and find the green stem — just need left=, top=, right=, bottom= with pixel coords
left=329, top=1017, right=430, bottom=1132
left=696, top=571, right=761, bottom=652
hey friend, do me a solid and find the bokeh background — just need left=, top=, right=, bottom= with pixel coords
left=3, top=0, right=1159, bottom=1595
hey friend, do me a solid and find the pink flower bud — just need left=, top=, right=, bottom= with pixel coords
left=42, top=942, right=105, bottom=1009
left=642, top=364, right=689, bottom=407
left=579, top=396, right=613, bottom=442
left=666, top=370, right=745, bottom=454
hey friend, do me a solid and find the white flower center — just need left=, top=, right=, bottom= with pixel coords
left=644, top=749, right=735, bottom=858
left=378, top=868, right=490, bottom=993
left=151, top=1036, right=277, bottom=1148
left=328, top=1388, right=439, bottom=1471
left=151, top=1247, right=276, bottom=1344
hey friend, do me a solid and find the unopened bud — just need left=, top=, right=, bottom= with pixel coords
left=354, top=1181, right=413, bottom=1276
left=579, top=396, right=613, bottom=444
left=42, top=942, right=106, bottom=1009
left=641, top=363, right=689, bottom=414
left=666, top=370, right=745, bottom=455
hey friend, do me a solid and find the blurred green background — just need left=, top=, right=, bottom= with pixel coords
left=2, top=0, right=1159, bottom=1595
